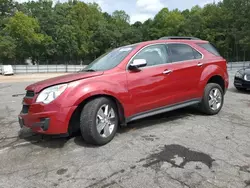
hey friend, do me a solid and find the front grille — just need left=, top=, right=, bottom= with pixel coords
left=21, top=105, right=30, bottom=114
left=26, top=90, right=35, bottom=98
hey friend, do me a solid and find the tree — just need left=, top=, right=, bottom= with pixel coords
left=0, top=0, right=17, bottom=30
left=200, top=4, right=231, bottom=59
left=5, top=12, right=48, bottom=63
left=181, top=6, right=203, bottom=37
left=152, top=8, right=185, bottom=38
left=20, top=0, right=55, bottom=36
left=222, top=0, right=250, bottom=61
left=112, top=10, right=130, bottom=23
left=0, top=36, right=16, bottom=64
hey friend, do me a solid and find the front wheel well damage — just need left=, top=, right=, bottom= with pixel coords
left=68, top=95, right=126, bottom=135
left=207, top=75, right=225, bottom=93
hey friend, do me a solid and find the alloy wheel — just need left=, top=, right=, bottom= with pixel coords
left=96, top=104, right=116, bottom=138
left=208, top=88, right=222, bottom=111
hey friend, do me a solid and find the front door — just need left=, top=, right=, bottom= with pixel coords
left=126, top=44, right=175, bottom=115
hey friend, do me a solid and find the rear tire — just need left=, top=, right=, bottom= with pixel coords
left=80, top=97, right=118, bottom=145
left=199, top=83, right=224, bottom=115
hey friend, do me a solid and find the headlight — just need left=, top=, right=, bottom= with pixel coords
left=235, top=71, right=244, bottom=78
left=36, top=84, right=68, bottom=104
left=244, top=75, right=248, bottom=81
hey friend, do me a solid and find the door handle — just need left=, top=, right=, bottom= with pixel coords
left=163, top=70, right=172, bottom=74
left=197, top=62, right=203, bottom=67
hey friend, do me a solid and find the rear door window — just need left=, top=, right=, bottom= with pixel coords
left=167, top=43, right=202, bottom=62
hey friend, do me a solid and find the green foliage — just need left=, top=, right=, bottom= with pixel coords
left=0, top=0, right=250, bottom=64
left=0, top=0, right=17, bottom=30
left=112, top=10, right=130, bottom=23
left=5, top=12, right=43, bottom=45
left=0, top=35, right=16, bottom=63
left=3, top=12, right=49, bottom=63
left=153, top=8, right=185, bottom=37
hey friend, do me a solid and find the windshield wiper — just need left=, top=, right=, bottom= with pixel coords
left=85, top=69, right=96, bottom=72
left=80, top=69, right=96, bottom=72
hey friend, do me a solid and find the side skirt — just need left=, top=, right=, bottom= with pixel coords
left=126, top=98, right=201, bottom=123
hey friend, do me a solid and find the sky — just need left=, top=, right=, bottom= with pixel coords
left=16, top=0, right=221, bottom=23
left=83, top=0, right=221, bottom=23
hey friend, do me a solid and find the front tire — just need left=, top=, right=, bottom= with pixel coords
left=199, top=83, right=224, bottom=115
left=80, top=97, right=118, bottom=145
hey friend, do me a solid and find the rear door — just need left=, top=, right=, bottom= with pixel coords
left=165, top=43, right=204, bottom=103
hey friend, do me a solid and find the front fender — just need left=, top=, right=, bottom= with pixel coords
left=62, top=77, right=132, bottom=117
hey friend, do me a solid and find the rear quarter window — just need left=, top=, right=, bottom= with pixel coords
left=197, top=43, right=221, bottom=56
left=167, top=43, right=202, bottom=62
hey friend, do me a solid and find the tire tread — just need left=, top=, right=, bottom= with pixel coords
left=80, top=97, right=118, bottom=145
left=199, top=83, right=224, bottom=115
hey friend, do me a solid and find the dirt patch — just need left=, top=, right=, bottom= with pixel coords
left=245, top=179, right=250, bottom=187
left=143, top=144, right=215, bottom=169
left=141, top=135, right=160, bottom=141
left=56, top=168, right=68, bottom=175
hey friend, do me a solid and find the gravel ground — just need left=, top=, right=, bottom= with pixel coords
left=0, top=71, right=249, bottom=188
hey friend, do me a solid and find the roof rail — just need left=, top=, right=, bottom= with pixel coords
left=159, top=36, right=201, bottom=40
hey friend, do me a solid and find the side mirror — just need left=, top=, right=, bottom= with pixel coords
left=129, top=59, right=147, bottom=70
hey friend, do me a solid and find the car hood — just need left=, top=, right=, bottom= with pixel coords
left=26, top=71, right=104, bottom=93
left=244, top=68, right=250, bottom=74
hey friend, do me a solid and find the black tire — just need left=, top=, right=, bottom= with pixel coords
left=199, top=83, right=224, bottom=115
left=80, top=97, right=118, bottom=145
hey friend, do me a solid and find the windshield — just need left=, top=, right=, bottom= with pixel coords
left=82, top=45, right=137, bottom=71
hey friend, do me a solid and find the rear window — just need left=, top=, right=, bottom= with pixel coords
left=197, top=43, right=221, bottom=56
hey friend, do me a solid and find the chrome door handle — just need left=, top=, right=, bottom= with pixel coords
left=163, top=70, right=172, bottom=74
left=197, top=62, right=203, bottom=67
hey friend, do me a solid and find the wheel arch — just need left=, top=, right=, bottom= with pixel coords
left=199, top=64, right=227, bottom=95
left=207, top=75, right=225, bottom=93
left=68, top=94, right=126, bottom=135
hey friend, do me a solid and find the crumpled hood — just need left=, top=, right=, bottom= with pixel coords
left=26, top=71, right=104, bottom=92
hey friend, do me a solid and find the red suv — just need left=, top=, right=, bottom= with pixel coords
left=18, top=37, right=229, bottom=145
